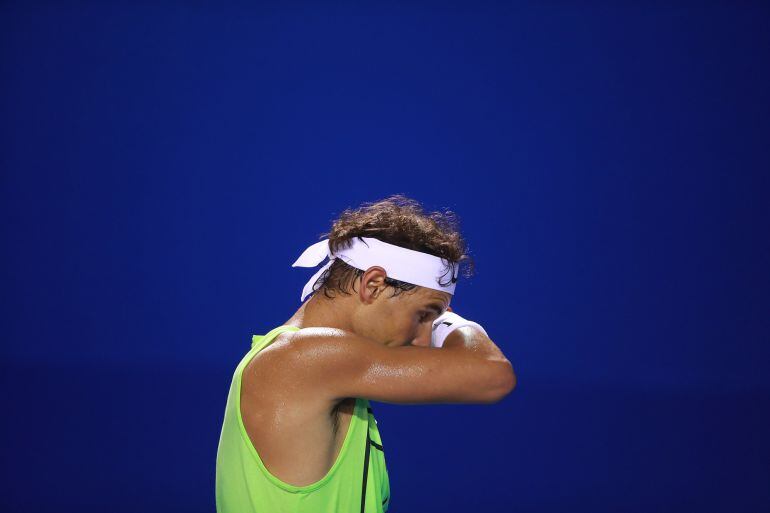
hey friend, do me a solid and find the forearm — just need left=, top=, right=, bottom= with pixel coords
left=442, top=327, right=516, bottom=396
left=442, top=326, right=509, bottom=363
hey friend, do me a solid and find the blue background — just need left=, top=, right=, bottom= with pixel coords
left=2, top=2, right=769, bottom=512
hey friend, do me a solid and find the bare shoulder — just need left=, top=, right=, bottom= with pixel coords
left=240, top=329, right=342, bottom=446
left=241, top=327, right=352, bottom=409
left=266, top=326, right=378, bottom=368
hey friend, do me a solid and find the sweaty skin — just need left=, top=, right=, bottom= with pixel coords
left=240, top=267, right=451, bottom=487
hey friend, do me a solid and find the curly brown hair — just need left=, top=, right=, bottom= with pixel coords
left=308, top=194, right=475, bottom=300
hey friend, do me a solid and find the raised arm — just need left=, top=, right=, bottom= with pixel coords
left=278, top=327, right=516, bottom=406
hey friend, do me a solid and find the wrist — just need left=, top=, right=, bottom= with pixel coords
left=431, top=311, right=489, bottom=348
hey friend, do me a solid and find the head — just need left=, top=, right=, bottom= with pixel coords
left=305, top=194, right=474, bottom=347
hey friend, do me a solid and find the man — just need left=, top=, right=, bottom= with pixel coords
left=216, top=195, right=516, bottom=512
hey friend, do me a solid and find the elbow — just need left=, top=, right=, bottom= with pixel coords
left=483, top=359, right=517, bottom=404
left=498, top=360, right=517, bottom=397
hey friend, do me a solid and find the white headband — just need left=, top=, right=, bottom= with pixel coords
left=291, top=236, right=459, bottom=302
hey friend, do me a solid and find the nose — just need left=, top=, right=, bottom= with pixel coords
left=410, top=337, right=430, bottom=347
left=410, top=324, right=433, bottom=347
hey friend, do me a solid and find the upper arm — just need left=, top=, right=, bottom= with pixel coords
left=280, top=327, right=516, bottom=405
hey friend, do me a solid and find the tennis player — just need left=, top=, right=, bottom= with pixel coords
left=216, top=195, right=516, bottom=512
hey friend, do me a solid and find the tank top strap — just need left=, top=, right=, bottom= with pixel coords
left=251, top=325, right=301, bottom=350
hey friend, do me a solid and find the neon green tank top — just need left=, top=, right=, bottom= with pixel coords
left=215, top=325, right=391, bottom=512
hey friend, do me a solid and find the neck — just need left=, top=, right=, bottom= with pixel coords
left=284, top=293, right=355, bottom=332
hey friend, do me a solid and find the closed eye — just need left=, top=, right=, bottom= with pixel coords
left=420, top=303, right=444, bottom=322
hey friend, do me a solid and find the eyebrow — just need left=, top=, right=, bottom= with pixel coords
left=425, top=302, right=446, bottom=316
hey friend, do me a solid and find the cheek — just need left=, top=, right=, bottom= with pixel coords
left=404, top=313, right=420, bottom=335
left=393, top=316, right=414, bottom=335
left=397, top=318, right=418, bottom=345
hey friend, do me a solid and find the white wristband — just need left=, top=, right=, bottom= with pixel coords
left=430, top=311, right=489, bottom=348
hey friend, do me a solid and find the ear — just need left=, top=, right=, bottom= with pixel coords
left=358, top=266, right=388, bottom=304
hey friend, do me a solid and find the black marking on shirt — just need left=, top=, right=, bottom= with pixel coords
left=360, top=429, right=371, bottom=513
left=331, top=407, right=341, bottom=436
left=362, top=402, right=385, bottom=510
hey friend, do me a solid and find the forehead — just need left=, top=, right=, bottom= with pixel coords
left=413, top=287, right=451, bottom=305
